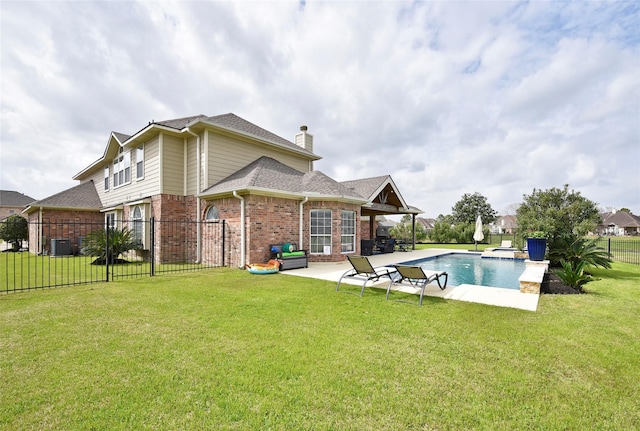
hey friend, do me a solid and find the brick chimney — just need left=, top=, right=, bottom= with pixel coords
left=294, top=125, right=313, bottom=152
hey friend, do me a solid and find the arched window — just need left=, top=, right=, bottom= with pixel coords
left=205, top=205, right=219, bottom=220
left=132, top=206, right=143, bottom=246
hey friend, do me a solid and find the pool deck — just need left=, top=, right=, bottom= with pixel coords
left=280, top=249, right=540, bottom=312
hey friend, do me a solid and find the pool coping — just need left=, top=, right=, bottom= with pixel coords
left=279, top=249, right=540, bottom=312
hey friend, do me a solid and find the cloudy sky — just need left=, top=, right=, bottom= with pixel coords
left=1, top=0, right=639, bottom=217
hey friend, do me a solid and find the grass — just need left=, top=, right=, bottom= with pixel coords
left=1, top=252, right=214, bottom=292
left=1, top=261, right=639, bottom=430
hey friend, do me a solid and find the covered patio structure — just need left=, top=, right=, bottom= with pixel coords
left=341, top=175, right=422, bottom=253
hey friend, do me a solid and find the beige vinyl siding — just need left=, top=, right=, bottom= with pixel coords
left=130, top=136, right=160, bottom=197
left=96, top=136, right=161, bottom=208
left=161, top=134, right=185, bottom=195
left=205, top=130, right=311, bottom=188
left=185, top=135, right=199, bottom=195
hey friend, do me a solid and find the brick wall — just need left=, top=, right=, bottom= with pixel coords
left=305, top=201, right=362, bottom=263
left=201, top=195, right=365, bottom=266
left=201, top=197, right=242, bottom=267
left=27, top=209, right=104, bottom=255
left=246, top=195, right=301, bottom=264
left=151, top=194, right=198, bottom=264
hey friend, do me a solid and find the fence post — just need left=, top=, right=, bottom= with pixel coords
left=608, top=237, right=611, bottom=257
left=150, top=217, right=155, bottom=276
left=105, top=227, right=110, bottom=282
left=222, top=220, right=226, bottom=267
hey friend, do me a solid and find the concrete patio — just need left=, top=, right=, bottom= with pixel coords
left=280, top=248, right=540, bottom=311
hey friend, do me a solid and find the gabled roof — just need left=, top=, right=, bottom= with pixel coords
left=341, top=175, right=420, bottom=214
left=601, top=211, right=640, bottom=228
left=0, top=190, right=36, bottom=207
left=74, top=113, right=320, bottom=180
left=23, top=181, right=102, bottom=214
left=200, top=156, right=366, bottom=203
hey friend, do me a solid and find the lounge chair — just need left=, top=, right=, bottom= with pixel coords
left=489, top=240, right=518, bottom=251
left=386, top=265, right=448, bottom=305
left=336, top=255, right=397, bottom=296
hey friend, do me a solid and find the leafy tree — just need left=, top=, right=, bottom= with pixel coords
left=390, top=222, right=427, bottom=242
left=516, top=185, right=601, bottom=266
left=82, top=227, right=140, bottom=264
left=428, top=221, right=454, bottom=243
left=451, top=192, right=497, bottom=225
left=0, top=214, right=28, bottom=251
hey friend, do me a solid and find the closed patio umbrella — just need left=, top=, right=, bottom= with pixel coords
left=473, top=215, right=484, bottom=251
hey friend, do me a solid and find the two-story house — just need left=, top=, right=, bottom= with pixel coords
left=24, top=113, right=419, bottom=266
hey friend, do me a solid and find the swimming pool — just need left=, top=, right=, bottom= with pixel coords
left=400, top=253, right=525, bottom=290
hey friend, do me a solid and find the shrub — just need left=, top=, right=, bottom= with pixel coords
left=82, top=227, right=140, bottom=264
left=548, top=238, right=612, bottom=271
left=554, top=260, right=591, bottom=291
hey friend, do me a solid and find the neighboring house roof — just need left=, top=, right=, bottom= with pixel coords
left=200, top=156, right=367, bottom=203
left=416, top=217, right=436, bottom=229
left=601, top=211, right=640, bottom=228
left=0, top=190, right=36, bottom=207
left=74, top=113, right=320, bottom=181
left=23, top=181, right=102, bottom=214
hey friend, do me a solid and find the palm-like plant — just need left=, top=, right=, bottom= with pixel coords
left=550, top=238, right=612, bottom=291
left=549, top=238, right=612, bottom=270
left=82, top=227, right=140, bottom=264
left=554, top=260, right=591, bottom=291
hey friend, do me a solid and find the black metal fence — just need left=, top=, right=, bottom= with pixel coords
left=593, top=237, right=640, bottom=266
left=479, top=234, right=639, bottom=265
left=1, top=218, right=227, bottom=293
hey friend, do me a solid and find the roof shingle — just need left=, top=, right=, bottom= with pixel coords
left=26, top=181, right=101, bottom=211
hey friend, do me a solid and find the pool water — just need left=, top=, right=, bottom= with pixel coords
left=401, top=253, right=525, bottom=290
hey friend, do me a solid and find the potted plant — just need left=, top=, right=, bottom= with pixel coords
left=527, top=231, right=547, bottom=261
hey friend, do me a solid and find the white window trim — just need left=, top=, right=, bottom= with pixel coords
left=135, top=145, right=144, bottom=181
left=104, top=166, right=110, bottom=191
left=113, top=147, right=132, bottom=189
left=205, top=205, right=219, bottom=220
left=310, top=209, right=332, bottom=255
left=340, top=210, right=356, bottom=254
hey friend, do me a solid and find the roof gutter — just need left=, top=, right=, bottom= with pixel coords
left=233, top=191, right=246, bottom=267
left=185, top=128, right=201, bottom=263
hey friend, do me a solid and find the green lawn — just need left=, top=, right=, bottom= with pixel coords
left=1, top=263, right=639, bottom=430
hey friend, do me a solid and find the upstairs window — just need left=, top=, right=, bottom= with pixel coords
left=136, top=146, right=144, bottom=179
left=104, top=166, right=110, bottom=191
left=113, top=147, right=131, bottom=187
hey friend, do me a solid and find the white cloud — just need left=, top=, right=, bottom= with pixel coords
left=1, top=0, right=638, bottom=215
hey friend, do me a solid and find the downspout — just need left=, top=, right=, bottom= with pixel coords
left=299, top=196, right=308, bottom=248
left=185, top=128, right=201, bottom=263
left=233, top=191, right=245, bottom=267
